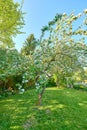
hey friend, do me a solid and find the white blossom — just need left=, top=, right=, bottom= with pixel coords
left=63, top=13, right=66, bottom=16
left=77, top=13, right=82, bottom=18
left=83, top=9, right=87, bottom=14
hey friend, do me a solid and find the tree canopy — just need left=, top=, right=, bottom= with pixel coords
left=0, top=0, right=24, bottom=48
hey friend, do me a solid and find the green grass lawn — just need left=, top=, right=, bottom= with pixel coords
left=0, top=87, right=87, bottom=130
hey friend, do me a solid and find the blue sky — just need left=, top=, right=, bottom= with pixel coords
left=14, top=0, right=87, bottom=50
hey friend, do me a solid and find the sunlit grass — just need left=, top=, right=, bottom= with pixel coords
left=0, top=87, right=87, bottom=130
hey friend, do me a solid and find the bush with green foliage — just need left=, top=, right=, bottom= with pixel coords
left=73, top=82, right=87, bottom=91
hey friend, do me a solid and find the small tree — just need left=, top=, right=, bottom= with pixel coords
left=32, top=10, right=87, bottom=105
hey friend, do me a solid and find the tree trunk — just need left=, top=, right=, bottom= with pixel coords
left=36, top=86, right=46, bottom=106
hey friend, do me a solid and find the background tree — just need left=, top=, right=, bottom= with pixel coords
left=0, top=0, right=24, bottom=48
left=21, top=34, right=38, bottom=55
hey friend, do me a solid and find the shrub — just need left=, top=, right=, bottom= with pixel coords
left=46, top=77, right=56, bottom=87
left=73, top=82, right=87, bottom=91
